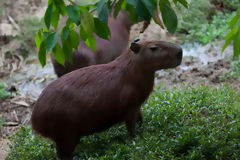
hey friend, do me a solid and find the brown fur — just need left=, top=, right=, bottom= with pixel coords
left=51, top=10, right=134, bottom=77
left=31, top=40, right=182, bottom=160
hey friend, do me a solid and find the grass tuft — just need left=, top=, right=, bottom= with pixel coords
left=0, top=81, right=10, bottom=100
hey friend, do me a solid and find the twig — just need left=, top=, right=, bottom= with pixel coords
left=7, top=14, right=20, bottom=31
left=155, top=0, right=165, bottom=29
left=140, top=21, right=150, bottom=33
left=3, top=122, right=19, bottom=127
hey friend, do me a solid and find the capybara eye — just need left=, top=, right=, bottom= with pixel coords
left=133, top=38, right=140, bottom=43
left=149, top=46, right=158, bottom=52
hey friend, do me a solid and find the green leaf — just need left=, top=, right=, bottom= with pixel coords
left=160, top=3, right=178, bottom=34
left=66, top=5, right=80, bottom=24
left=94, top=18, right=110, bottom=40
left=51, top=9, right=59, bottom=30
left=68, top=30, right=79, bottom=49
left=125, top=3, right=139, bottom=23
left=81, top=11, right=95, bottom=35
left=53, top=0, right=66, bottom=16
left=233, top=30, right=240, bottom=57
left=43, top=32, right=52, bottom=40
left=38, top=43, right=46, bottom=67
left=222, top=39, right=233, bottom=53
left=126, top=0, right=137, bottom=6
left=48, top=0, right=53, bottom=5
left=222, top=26, right=239, bottom=52
left=107, top=0, right=112, bottom=10
left=97, top=0, right=108, bottom=23
left=44, top=2, right=53, bottom=29
left=76, top=0, right=100, bottom=6
left=62, top=40, right=73, bottom=63
left=225, top=26, right=239, bottom=41
left=35, top=30, right=43, bottom=49
left=176, top=0, right=188, bottom=8
left=114, top=0, right=124, bottom=18
left=66, top=17, right=73, bottom=26
left=61, top=26, right=69, bottom=41
left=141, top=0, right=155, bottom=17
left=97, top=0, right=107, bottom=12
left=85, top=34, right=97, bottom=51
left=52, top=43, right=65, bottom=66
left=230, top=14, right=240, bottom=29
left=44, top=32, right=58, bottom=52
left=136, top=0, right=151, bottom=22
left=237, top=7, right=240, bottom=16
left=79, top=25, right=88, bottom=41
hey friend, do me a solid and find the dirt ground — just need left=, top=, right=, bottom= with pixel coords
left=0, top=0, right=47, bottom=159
left=0, top=0, right=240, bottom=159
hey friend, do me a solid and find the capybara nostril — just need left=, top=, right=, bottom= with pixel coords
left=176, top=48, right=183, bottom=59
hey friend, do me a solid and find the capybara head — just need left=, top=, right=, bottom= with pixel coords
left=130, top=40, right=182, bottom=71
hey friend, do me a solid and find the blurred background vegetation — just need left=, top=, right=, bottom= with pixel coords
left=176, top=0, right=239, bottom=44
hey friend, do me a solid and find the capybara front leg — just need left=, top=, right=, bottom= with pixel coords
left=55, top=135, right=79, bottom=160
left=125, top=111, right=138, bottom=138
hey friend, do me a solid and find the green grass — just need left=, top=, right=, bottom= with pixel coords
left=0, top=81, right=10, bottom=100
left=220, top=57, right=240, bottom=81
left=6, top=126, right=56, bottom=160
left=0, top=118, right=5, bottom=133
left=7, top=85, right=240, bottom=160
left=185, top=12, right=234, bottom=44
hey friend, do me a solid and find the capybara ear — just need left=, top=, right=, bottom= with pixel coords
left=130, top=42, right=141, bottom=54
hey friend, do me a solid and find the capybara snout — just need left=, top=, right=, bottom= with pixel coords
left=31, top=40, right=182, bottom=159
left=130, top=40, right=182, bottom=70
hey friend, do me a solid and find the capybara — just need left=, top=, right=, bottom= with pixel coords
left=31, top=40, right=182, bottom=159
left=51, top=10, right=134, bottom=77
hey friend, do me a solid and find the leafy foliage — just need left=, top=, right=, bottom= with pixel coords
left=160, top=3, right=178, bottom=34
left=223, top=6, right=240, bottom=57
left=176, top=0, right=214, bottom=36
left=187, top=12, right=234, bottom=44
left=175, top=0, right=240, bottom=57
left=7, top=85, right=240, bottom=160
left=36, top=0, right=188, bottom=67
left=6, top=126, right=56, bottom=160
left=176, top=0, right=236, bottom=44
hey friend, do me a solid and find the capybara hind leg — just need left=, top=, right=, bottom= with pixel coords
left=55, top=136, right=79, bottom=160
left=125, top=111, right=138, bottom=138
left=137, top=109, right=143, bottom=124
